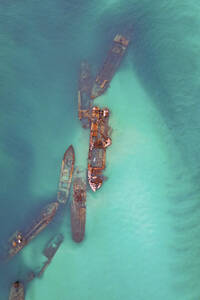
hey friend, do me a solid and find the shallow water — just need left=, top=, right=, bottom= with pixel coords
left=1, top=1, right=200, bottom=299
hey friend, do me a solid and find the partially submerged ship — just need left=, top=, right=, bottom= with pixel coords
left=7, top=202, right=59, bottom=260
left=88, top=106, right=111, bottom=191
left=21, top=234, right=63, bottom=282
left=37, top=233, right=64, bottom=277
left=78, top=61, right=93, bottom=128
left=71, top=169, right=86, bottom=242
left=9, top=281, right=24, bottom=300
left=57, top=145, right=75, bottom=204
left=91, top=34, right=130, bottom=99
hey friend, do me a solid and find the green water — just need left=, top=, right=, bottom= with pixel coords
left=1, top=1, right=200, bottom=299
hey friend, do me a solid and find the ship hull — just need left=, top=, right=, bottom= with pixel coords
left=91, top=34, right=130, bottom=99
left=71, top=170, right=86, bottom=242
left=88, top=107, right=111, bottom=191
left=78, top=61, right=93, bottom=128
left=9, top=281, right=24, bottom=300
left=57, top=145, right=75, bottom=204
left=6, top=202, right=59, bottom=260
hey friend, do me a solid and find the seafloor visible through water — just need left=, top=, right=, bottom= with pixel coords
left=0, top=1, right=200, bottom=299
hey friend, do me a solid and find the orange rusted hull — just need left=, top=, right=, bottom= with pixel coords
left=88, top=106, right=111, bottom=191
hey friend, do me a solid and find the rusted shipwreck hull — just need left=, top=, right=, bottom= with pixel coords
left=71, top=169, right=86, bottom=242
left=91, top=34, right=130, bottom=99
left=20, top=234, right=63, bottom=282
left=6, top=201, right=59, bottom=260
left=57, top=145, right=75, bottom=204
left=88, top=106, right=111, bottom=191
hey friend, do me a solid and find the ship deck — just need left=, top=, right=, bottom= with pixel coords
left=88, top=107, right=111, bottom=191
left=91, top=34, right=130, bottom=99
left=71, top=171, right=86, bottom=242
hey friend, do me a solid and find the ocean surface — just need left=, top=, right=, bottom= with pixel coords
left=1, top=1, right=200, bottom=299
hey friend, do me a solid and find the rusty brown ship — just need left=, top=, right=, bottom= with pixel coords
left=88, top=106, right=111, bottom=191
left=71, top=169, right=86, bottom=242
left=78, top=61, right=93, bottom=128
left=91, top=34, right=130, bottom=99
left=37, top=233, right=64, bottom=277
left=6, top=201, right=59, bottom=260
left=9, top=281, right=24, bottom=300
left=57, top=145, right=75, bottom=204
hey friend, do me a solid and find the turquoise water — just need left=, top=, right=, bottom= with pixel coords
left=1, top=1, right=200, bottom=299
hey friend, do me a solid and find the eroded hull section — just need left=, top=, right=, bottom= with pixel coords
left=6, top=202, right=59, bottom=260
left=71, top=169, right=86, bottom=242
left=78, top=61, right=93, bottom=128
left=37, top=233, right=64, bottom=277
left=88, top=107, right=111, bottom=191
left=91, top=34, right=130, bottom=99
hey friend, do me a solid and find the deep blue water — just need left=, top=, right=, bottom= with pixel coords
left=1, top=1, right=200, bottom=299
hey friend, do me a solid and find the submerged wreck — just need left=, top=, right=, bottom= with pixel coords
left=88, top=106, right=111, bottom=191
left=9, top=281, right=24, bottom=300
left=71, top=169, right=86, bottom=242
left=78, top=61, right=93, bottom=128
left=91, top=33, right=130, bottom=99
left=18, top=234, right=63, bottom=282
left=6, top=201, right=59, bottom=260
left=57, top=145, right=75, bottom=204
left=37, top=233, right=64, bottom=277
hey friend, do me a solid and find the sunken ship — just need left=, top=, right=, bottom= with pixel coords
left=91, top=34, right=130, bottom=99
left=57, top=145, right=75, bottom=204
left=7, top=201, right=59, bottom=260
left=71, top=169, right=86, bottom=242
left=88, top=106, right=111, bottom=191
left=37, top=233, right=64, bottom=277
left=78, top=61, right=93, bottom=129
